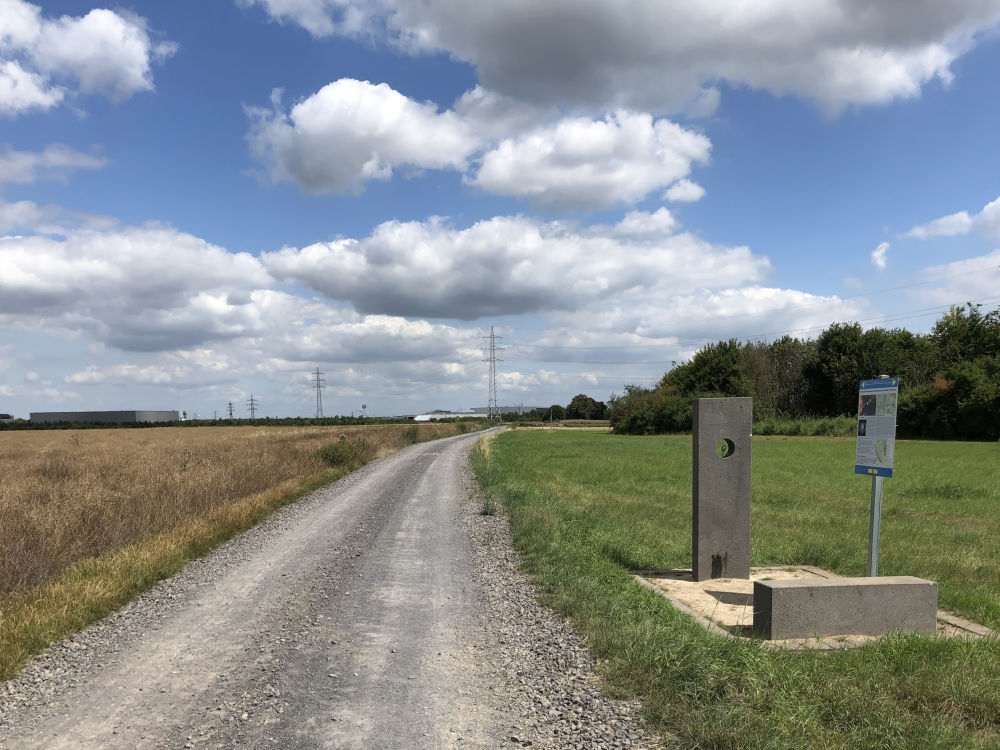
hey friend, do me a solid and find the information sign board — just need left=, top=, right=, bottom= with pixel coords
left=854, top=377, right=899, bottom=478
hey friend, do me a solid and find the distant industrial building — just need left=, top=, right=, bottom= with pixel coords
left=414, top=409, right=477, bottom=422
left=0, top=413, right=13, bottom=423
left=413, top=405, right=545, bottom=421
left=29, top=410, right=179, bottom=424
left=470, top=405, right=544, bottom=415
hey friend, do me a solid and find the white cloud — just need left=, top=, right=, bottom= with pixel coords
left=58, top=308, right=483, bottom=400
left=665, top=179, right=706, bottom=203
left=246, top=80, right=479, bottom=194
left=0, top=144, right=106, bottom=187
left=506, top=286, right=866, bottom=379
left=267, top=312, right=482, bottom=364
left=546, top=286, right=865, bottom=357
left=32, top=8, right=176, bottom=100
left=451, top=86, right=554, bottom=141
left=975, top=197, right=1000, bottom=240
left=498, top=369, right=567, bottom=393
left=0, top=1, right=175, bottom=116
left=0, top=198, right=117, bottom=235
left=262, top=211, right=769, bottom=319
left=904, top=195, right=1000, bottom=241
left=0, top=59, right=62, bottom=115
left=471, top=111, right=710, bottom=209
left=237, top=0, right=373, bottom=37
left=604, top=207, right=678, bottom=239
left=0, top=198, right=43, bottom=232
left=52, top=306, right=484, bottom=415
left=64, top=348, right=256, bottom=390
left=0, top=194, right=897, bottom=417
left=67, top=363, right=185, bottom=386
left=0, top=383, right=77, bottom=401
left=871, top=241, right=889, bottom=269
left=0, top=214, right=486, bottom=393
left=242, top=0, right=1000, bottom=113
left=685, top=87, right=721, bottom=119
left=910, top=248, right=1000, bottom=306
left=247, top=81, right=713, bottom=209
left=0, top=0, right=41, bottom=46
left=903, top=210, right=974, bottom=239
left=0, top=224, right=271, bottom=350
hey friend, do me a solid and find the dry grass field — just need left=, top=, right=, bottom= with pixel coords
left=0, top=422, right=478, bottom=678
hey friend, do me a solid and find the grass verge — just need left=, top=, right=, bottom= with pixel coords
left=473, top=430, right=1000, bottom=749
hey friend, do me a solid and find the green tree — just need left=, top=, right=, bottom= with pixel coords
left=931, top=303, right=1000, bottom=366
left=607, top=385, right=654, bottom=433
left=565, top=393, right=606, bottom=420
left=608, top=303, right=1000, bottom=439
left=860, top=327, right=937, bottom=389
left=744, top=336, right=813, bottom=418
left=803, top=323, right=866, bottom=415
left=662, top=339, right=751, bottom=397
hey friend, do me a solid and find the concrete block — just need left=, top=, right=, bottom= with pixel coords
left=692, top=397, right=752, bottom=581
left=753, top=576, right=938, bottom=640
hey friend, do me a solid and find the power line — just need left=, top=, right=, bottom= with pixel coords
left=482, top=325, right=504, bottom=422
left=246, top=394, right=259, bottom=420
left=310, top=366, right=325, bottom=418
left=226, top=400, right=234, bottom=419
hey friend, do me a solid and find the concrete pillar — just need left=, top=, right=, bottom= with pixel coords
left=692, top=397, right=752, bottom=581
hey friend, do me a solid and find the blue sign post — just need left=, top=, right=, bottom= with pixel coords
left=855, top=376, right=899, bottom=576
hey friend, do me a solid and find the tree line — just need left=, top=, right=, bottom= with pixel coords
left=0, top=415, right=486, bottom=431
left=607, top=303, right=1000, bottom=441
left=501, top=393, right=609, bottom=422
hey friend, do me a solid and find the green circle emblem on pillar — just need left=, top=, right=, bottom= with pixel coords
left=716, top=438, right=735, bottom=459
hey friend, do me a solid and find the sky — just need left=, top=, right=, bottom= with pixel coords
left=2, top=0, right=1000, bottom=419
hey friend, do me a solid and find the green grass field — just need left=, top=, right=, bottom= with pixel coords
left=473, top=431, right=1000, bottom=749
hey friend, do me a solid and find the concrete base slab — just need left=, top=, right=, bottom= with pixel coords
left=753, top=576, right=936, bottom=640
left=634, top=566, right=995, bottom=650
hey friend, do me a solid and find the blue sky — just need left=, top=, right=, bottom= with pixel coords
left=2, top=0, right=1000, bottom=419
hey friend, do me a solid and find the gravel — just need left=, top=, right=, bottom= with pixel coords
left=458, top=453, right=666, bottom=750
left=0, top=430, right=666, bottom=749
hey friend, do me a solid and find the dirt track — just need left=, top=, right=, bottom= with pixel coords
left=0, top=428, right=663, bottom=749
left=1, top=431, right=505, bottom=748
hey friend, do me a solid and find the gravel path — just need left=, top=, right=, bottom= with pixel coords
left=0, top=429, right=665, bottom=749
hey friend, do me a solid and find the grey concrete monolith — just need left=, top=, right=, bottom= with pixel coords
left=692, top=397, right=752, bottom=581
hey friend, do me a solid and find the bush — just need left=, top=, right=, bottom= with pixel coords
left=607, top=385, right=654, bottom=433
left=319, top=441, right=356, bottom=466
left=651, top=392, right=694, bottom=432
